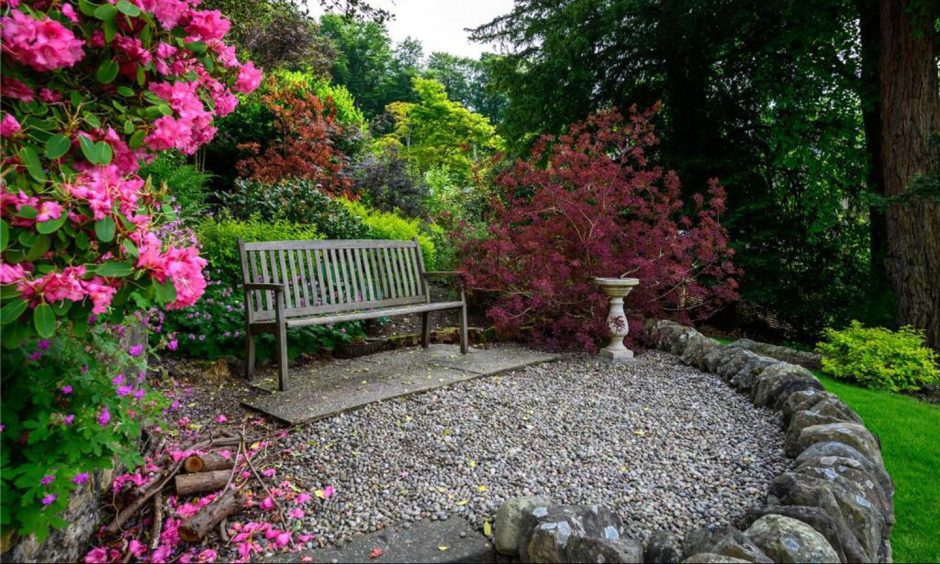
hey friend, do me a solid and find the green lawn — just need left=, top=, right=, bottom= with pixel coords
left=812, top=373, right=940, bottom=563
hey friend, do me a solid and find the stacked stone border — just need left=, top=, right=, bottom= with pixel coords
left=490, top=320, right=894, bottom=563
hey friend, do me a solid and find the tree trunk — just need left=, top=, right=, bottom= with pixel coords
left=184, top=452, right=235, bottom=474
left=174, top=470, right=231, bottom=497
left=878, top=0, right=940, bottom=349
left=179, top=489, right=244, bottom=542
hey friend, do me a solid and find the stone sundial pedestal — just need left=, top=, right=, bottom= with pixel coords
left=593, top=277, right=640, bottom=361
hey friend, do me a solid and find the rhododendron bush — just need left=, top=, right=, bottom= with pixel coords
left=461, top=107, right=739, bottom=350
left=0, top=0, right=260, bottom=538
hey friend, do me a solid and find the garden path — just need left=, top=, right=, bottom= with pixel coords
left=243, top=344, right=561, bottom=424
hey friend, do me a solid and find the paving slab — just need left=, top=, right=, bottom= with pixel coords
left=270, top=518, right=494, bottom=564
left=242, top=345, right=559, bottom=425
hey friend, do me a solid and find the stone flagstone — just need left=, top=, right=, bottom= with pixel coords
left=243, top=345, right=560, bottom=424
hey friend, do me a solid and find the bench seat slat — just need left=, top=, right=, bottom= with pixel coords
left=248, top=300, right=465, bottom=330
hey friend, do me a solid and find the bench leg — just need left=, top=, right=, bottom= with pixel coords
left=276, top=323, right=289, bottom=391
left=245, top=330, right=256, bottom=380
left=421, top=312, right=431, bottom=348
left=459, top=302, right=468, bottom=354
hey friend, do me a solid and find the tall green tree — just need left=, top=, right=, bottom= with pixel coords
left=473, top=0, right=884, bottom=337
left=425, top=52, right=507, bottom=123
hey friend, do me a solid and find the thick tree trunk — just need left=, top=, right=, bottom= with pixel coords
left=179, top=489, right=244, bottom=542
left=878, top=0, right=940, bottom=349
left=183, top=452, right=235, bottom=474
left=174, top=470, right=231, bottom=497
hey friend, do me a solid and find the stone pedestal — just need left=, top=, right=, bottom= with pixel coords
left=593, top=277, right=640, bottom=361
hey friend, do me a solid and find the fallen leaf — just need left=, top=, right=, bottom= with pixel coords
left=468, top=460, right=477, bottom=468
left=455, top=499, right=469, bottom=506
left=477, top=485, right=488, bottom=493
left=633, top=430, right=646, bottom=437
left=369, top=547, right=384, bottom=559
left=483, top=521, right=492, bottom=537
left=438, top=545, right=449, bottom=551
left=618, top=465, right=628, bottom=473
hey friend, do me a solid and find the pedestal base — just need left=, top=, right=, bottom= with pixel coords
left=600, top=347, right=635, bottom=361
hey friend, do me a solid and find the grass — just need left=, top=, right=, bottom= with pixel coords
left=710, top=336, right=939, bottom=561
left=812, top=372, right=940, bottom=563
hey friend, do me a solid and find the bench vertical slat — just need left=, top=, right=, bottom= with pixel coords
left=246, top=250, right=259, bottom=315
left=350, top=247, right=364, bottom=301
left=340, top=247, right=355, bottom=303
left=408, top=245, right=422, bottom=297
left=381, top=247, right=398, bottom=299
left=289, top=248, right=307, bottom=308
left=322, top=248, right=336, bottom=306
left=391, top=246, right=407, bottom=298
left=404, top=246, right=419, bottom=297
left=413, top=238, right=430, bottom=303
left=258, top=250, right=272, bottom=312
left=309, top=249, right=324, bottom=307
left=359, top=245, right=375, bottom=301
left=328, top=247, right=342, bottom=304
left=345, top=247, right=362, bottom=303
left=277, top=249, right=292, bottom=310
left=373, top=247, right=389, bottom=300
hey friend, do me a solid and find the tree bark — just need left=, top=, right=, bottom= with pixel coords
left=175, top=470, right=231, bottom=497
left=179, top=489, right=244, bottom=542
left=184, top=452, right=235, bottom=474
left=878, top=0, right=940, bottom=349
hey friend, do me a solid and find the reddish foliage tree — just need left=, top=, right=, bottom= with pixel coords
left=460, top=106, right=740, bottom=350
left=236, top=88, right=353, bottom=196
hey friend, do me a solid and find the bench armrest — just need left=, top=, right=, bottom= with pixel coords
left=244, top=282, right=285, bottom=292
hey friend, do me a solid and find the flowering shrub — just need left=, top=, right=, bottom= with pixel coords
left=1, top=0, right=260, bottom=537
left=461, top=107, right=739, bottom=350
left=0, top=324, right=166, bottom=538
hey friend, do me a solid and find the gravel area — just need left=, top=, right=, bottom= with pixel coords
left=280, top=350, right=790, bottom=545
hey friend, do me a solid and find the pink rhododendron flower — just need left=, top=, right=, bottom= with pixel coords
left=97, top=407, right=111, bottom=426
left=323, top=485, right=336, bottom=498
left=214, top=414, right=227, bottom=423
left=295, top=492, right=312, bottom=504
left=1, top=76, right=34, bottom=101
left=128, top=540, right=147, bottom=557
left=186, top=10, right=230, bottom=41
left=1, top=113, right=21, bottom=137
left=137, top=0, right=199, bottom=29
left=73, top=472, right=90, bottom=485
left=235, top=61, right=262, bottom=94
left=288, top=507, right=304, bottom=519
left=84, top=547, right=108, bottom=564
left=261, top=468, right=276, bottom=477
left=1, top=10, right=85, bottom=72
left=39, top=88, right=63, bottom=103
left=197, top=548, right=218, bottom=562
left=36, top=201, right=63, bottom=222
left=0, top=263, right=28, bottom=284
left=259, top=496, right=276, bottom=511
left=61, top=3, right=79, bottom=23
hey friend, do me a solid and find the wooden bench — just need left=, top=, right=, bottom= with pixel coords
left=238, top=238, right=467, bottom=391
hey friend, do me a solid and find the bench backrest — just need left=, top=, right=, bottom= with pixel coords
left=238, top=238, right=429, bottom=323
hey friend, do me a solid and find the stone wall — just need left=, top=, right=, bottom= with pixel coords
left=489, top=320, right=894, bottom=564
left=727, top=338, right=822, bottom=371
left=645, top=319, right=893, bottom=563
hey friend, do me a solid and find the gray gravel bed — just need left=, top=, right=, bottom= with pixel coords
left=281, top=350, right=789, bottom=546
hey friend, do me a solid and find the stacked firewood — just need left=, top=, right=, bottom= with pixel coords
left=106, top=434, right=267, bottom=545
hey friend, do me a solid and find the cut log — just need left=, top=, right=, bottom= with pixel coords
left=179, top=489, right=244, bottom=542
left=175, top=469, right=230, bottom=497
left=184, top=452, right=235, bottom=473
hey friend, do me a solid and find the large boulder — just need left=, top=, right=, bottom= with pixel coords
left=790, top=422, right=883, bottom=466
left=714, top=349, right=759, bottom=381
left=795, top=441, right=893, bottom=502
left=565, top=536, right=643, bottom=563
left=493, top=496, right=553, bottom=556
left=519, top=504, right=624, bottom=563
left=750, top=363, right=822, bottom=409
left=744, top=514, right=840, bottom=563
left=681, top=334, right=722, bottom=370
left=683, top=526, right=773, bottom=563
left=746, top=504, right=865, bottom=563
left=645, top=529, right=682, bottom=563
left=782, top=389, right=842, bottom=426
left=785, top=405, right=864, bottom=455
left=682, top=553, right=750, bottom=563
left=769, top=461, right=892, bottom=562
left=730, top=357, right=778, bottom=393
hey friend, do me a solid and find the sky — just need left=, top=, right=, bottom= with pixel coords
left=308, top=0, right=516, bottom=59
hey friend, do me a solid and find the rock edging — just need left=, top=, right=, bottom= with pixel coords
left=646, top=319, right=894, bottom=564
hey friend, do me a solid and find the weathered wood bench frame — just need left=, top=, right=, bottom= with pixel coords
left=238, top=237, right=467, bottom=391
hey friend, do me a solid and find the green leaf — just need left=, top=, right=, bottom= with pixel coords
left=0, top=220, right=8, bottom=252
left=0, top=299, right=28, bottom=325
left=2, top=320, right=30, bottom=349
left=70, top=90, right=82, bottom=107
left=185, top=41, right=207, bottom=53
left=18, top=146, right=46, bottom=183
left=78, top=135, right=99, bottom=164
left=95, top=217, right=116, bottom=242
left=116, top=0, right=141, bottom=16
left=51, top=300, right=72, bottom=316
left=117, top=86, right=135, bottom=97
left=75, top=230, right=90, bottom=250
left=128, top=130, right=145, bottom=149
left=104, top=17, right=117, bottom=42
left=123, top=119, right=134, bottom=135
left=83, top=111, right=102, bottom=129
left=33, top=303, right=56, bottom=339
left=96, top=59, right=119, bottom=84
left=36, top=216, right=66, bottom=235
left=78, top=0, right=97, bottom=17
left=122, top=239, right=138, bottom=257
left=93, top=4, right=117, bottom=20
left=154, top=279, right=177, bottom=304
left=17, top=206, right=37, bottom=220
left=25, top=235, right=50, bottom=261
left=96, top=141, right=113, bottom=165
left=44, top=134, right=71, bottom=160
left=95, top=261, right=134, bottom=278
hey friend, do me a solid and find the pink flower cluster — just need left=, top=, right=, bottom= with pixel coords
left=136, top=233, right=208, bottom=309
left=1, top=10, right=84, bottom=71
left=16, top=266, right=117, bottom=314
left=145, top=80, right=216, bottom=154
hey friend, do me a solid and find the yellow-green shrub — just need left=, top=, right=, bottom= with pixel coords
left=340, top=199, right=438, bottom=269
left=816, top=321, right=940, bottom=392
